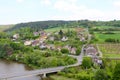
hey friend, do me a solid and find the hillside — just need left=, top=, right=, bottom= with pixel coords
left=0, top=25, right=14, bottom=32
left=4, top=20, right=120, bottom=32
left=5, top=20, right=73, bottom=32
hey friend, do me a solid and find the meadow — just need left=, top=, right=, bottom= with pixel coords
left=45, top=27, right=75, bottom=32
left=94, top=31, right=120, bottom=43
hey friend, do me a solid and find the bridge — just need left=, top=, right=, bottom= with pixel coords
left=0, top=45, right=85, bottom=80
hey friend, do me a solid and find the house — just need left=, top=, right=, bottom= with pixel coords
left=85, top=46, right=98, bottom=57
left=31, top=40, right=40, bottom=46
left=80, top=37, right=85, bottom=42
left=33, top=32, right=39, bottom=36
left=49, top=36, right=55, bottom=41
left=97, top=59, right=102, bottom=65
left=47, top=32, right=51, bottom=36
left=61, top=36, right=68, bottom=41
left=64, top=45, right=76, bottom=55
left=13, top=34, right=19, bottom=40
left=39, top=43, right=47, bottom=49
left=70, top=47, right=76, bottom=55
left=24, top=40, right=32, bottom=46
left=56, top=46, right=62, bottom=51
left=64, top=45, right=71, bottom=50
left=49, top=44, right=55, bottom=50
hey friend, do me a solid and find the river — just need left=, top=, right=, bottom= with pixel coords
left=0, top=60, right=41, bottom=80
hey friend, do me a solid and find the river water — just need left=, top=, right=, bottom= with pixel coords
left=0, top=60, right=41, bottom=80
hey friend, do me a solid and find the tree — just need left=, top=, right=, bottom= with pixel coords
left=59, top=30, right=63, bottom=38
left=61, top=48, right=69, bottom=54
left=94, top=69, right=108, bottom=80
left=112, top=63, right=120, bottom=80
left=76, top=48, right=81, bottom=55
left=82, top=57, right=92, bottom=69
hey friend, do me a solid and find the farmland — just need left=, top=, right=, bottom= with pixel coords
left=98, top=44, right=120, bottom=58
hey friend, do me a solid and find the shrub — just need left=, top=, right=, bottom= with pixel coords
left=94, top=69, right=108, bottom=80
left=61, top=48, right=69, bottom=54
left=112, top=63, right=120, bottom=80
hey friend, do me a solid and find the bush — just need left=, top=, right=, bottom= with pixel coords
left=76, top=48, right=81, bottom=55
left=94, top=69, right=108, bottom=80
left=112, top=63, right=120, bottom=80
left=105, top=38, right=119, bottom=43
left=61, top=48, right=69, bottom=54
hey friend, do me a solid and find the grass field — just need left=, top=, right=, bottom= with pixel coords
left=0, top=25, right=13, bottom=32
left=93, top=26, right=112, bottom=29
left=94, top=32, right=120, bottom=43
left=45, top=27, right=75, bottom=32
left=98, top=44, right=120, bottom=58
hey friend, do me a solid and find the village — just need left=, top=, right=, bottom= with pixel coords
left=12, top=28, right=88, bottom=55
left=12, top=27, right=103, bottom=67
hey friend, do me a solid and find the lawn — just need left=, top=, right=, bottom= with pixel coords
left=98, top=44, right=120, bottom=58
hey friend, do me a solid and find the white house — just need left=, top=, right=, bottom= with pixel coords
left=61, top=36, right=68, bottom=41
left=24, top=40, right=32, bottom=46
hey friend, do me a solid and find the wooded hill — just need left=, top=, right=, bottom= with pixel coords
left=4, top=20, right=120, bottom=32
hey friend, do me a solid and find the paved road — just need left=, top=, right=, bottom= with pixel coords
left=0, top=45, right=85, bottom=80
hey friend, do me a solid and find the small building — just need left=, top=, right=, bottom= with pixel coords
left=85, top=46, right=98, bottom=57
left=32, top=40, right=40, bottom=46
left=56, top=46, right=62, bottom=51
left=24, top=40, right=32, bottom=46
left=61, top=36, right=68, bottom=41
left=80, top=37, right=85, bottom=42
left=39, top=43, right=47, bottom=49
left=13, top=34, right=19, bottom=40
left=49, top=36, right=55, bottom=41
left=33, top=32, right=39, bottom=36
left=70, top=47, right=76, bottom=55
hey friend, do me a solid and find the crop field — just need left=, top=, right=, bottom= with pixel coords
left=98, top=44, right=120, bottom=58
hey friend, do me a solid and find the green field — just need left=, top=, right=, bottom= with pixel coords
left=45, top=27, right=75, bottom=32
left=93, top=26, right=112, bottom=29
left=94, top=32, right=120, bottom=43
left=0, top=25, right=13, bottom=32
